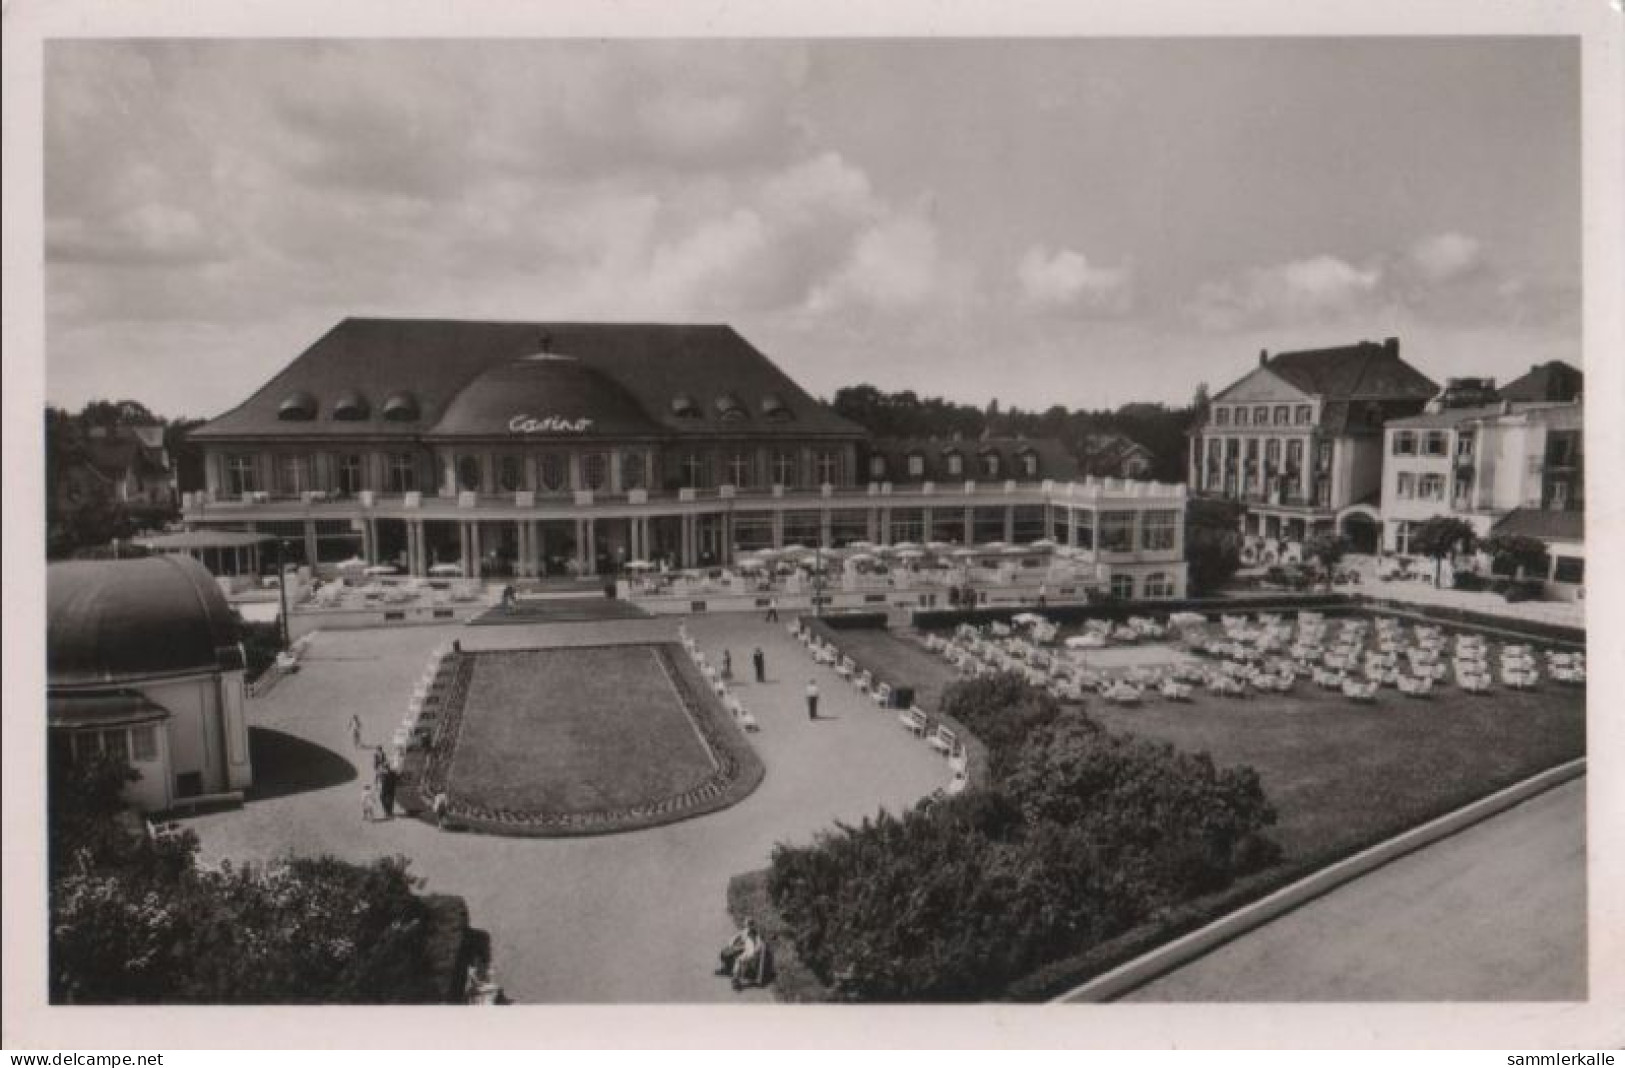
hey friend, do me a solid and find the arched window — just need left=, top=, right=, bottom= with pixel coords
left=715, top=393, right=748, bottom=421
left=277, top=391, right=317, bottom=421
left=497, top=456, right=523, bottom=492
left=622, top=451, right=647, bottom=490
left=332, top=390, right=370, bottom=421
left=726, top=451, right=753, bottom=488
left=944, top=451, right=964, bottom=477
left=980, top=452, right=1001, bottom=478
left=760, top=393, right=793, bottom=421
left=670, top=394, right=702, bottom=419
left=457, top=456, right=482, bottom=492
left=1018, top=451, right=1039, bottom=478
left=539, top=453, right=567, bottom=492
left=582, top=453, right=608, bottom=492
left=814, top=450, right=839, bottom=486
left=381, top=391, right=419, bottom=422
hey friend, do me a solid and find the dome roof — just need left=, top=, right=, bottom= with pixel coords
left=48, top=556, right=245, bottom=689
left=429, top=353, right=664, bottom=438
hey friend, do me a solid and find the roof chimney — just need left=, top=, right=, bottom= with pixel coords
left=1258, top=349, right=1268, bottom=366
left=1384, top=337, right=1399, bottom=357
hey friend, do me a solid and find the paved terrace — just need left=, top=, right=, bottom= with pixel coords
left=183, top=612, right=952, bottom=1003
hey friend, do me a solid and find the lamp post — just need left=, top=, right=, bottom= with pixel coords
left=275, top=538, right=292, bottom=649
left=813, top=540, right=824, bottom=618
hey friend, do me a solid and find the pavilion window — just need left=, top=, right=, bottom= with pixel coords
left=944, top=452, right=964, bottom=477
left=814, top=450, right=839, bottom=486
left=498, top=455, right=524, bottom=493
left=278, top=455, right=310, bottom=496
left=621, top=451, right=647, bottom=490
left=772, top=450, right=797, bottom=488
left=1235, top=408, right=1249, bottom=427
left=1286, top=440, right=1303, bottom=471
left=728, top=451, right=754, bottom=488
left=1295, top=405, right=1312, bottom=425
left=1274, top=405, right=1290, bottom=426
left=337, top=454, right=365, bottom=495
left=980, top=453, right=1000, bottom=479
left=130, top=725, right=158, bottom=762
left=1099, top=511, right=1135, bottom=552
left=387, top=453, right=417, bottom=493
left=1110, top=573, right=1135, bottom=599
left=681, top=452, right=707, bottom=489
left=1393, top=431, right=1417, bottom=456
left=582, top=453, right=608, bottom=492
left=457, top=456, right=482, bottom=493
left=906, top=453, right=925, bottom=478
left=1214, top=407, right=1231, bottom=426
left=1019, top=452, right=1039, bottom=478
left=1253, top=406, right=1269, bottom=425
left=226, top=453, right=259, bottom=495
left=539, top=453, right=567, bottom=492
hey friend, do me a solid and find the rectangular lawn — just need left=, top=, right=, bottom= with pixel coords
left=448, top=645, right=718, bottom=814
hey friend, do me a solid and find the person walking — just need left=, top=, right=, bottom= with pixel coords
left=764, top=597, right=779, bottom=623
left=361, top=782, right=377, bottom=823
left=373, top=746, right=388, bottom=774
left=721, top=649, right=734, bottom=682
left=432, top=791, right=450, bottom=829
left=752, top=646, right=766, bottom=684
left=805, top=678, right=819, bottom=720
left=349, top=714, right=362, bottom=749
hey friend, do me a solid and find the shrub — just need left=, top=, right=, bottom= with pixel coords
left=765, top=679, right=1279, bottom=1001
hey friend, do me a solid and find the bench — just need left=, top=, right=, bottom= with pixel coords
left=899, top=706, right=929, bottom=737
left=927, top=723, right=957, bottom=755
left=836, top=656, right=855, bottom=679
left=873, top=682, right=894, bottom=708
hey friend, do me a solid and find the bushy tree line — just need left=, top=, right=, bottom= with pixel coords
left=765, top=677, right=1279, bottom=1000
left=829, top=385, right=1201, bottom=484
left=49, top=752, right=449, bottom=1004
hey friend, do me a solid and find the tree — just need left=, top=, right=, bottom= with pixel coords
left=1481, top=533, right=1550, bottom=580
left=1407, top=516, right=1478, bottom=586
left=1185, top=497, right=1244, bottom=596
left=1302, top=532, right=1348, bottom=588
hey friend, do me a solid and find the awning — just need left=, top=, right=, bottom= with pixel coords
left=48, top=690, right=172, bottom=729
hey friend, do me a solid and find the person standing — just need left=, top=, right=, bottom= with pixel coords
left=805, top=679, right=819, bottom=720
left=378, top=765, right=399, bottom=819
left=764, top=597, right=779, bottom=623
left=349, top=714, right=362, bottom=749
left=361, top=782, right=377, bottom=823
left=721, top=649, right=733, bottom=682
left=752, top=646, right=766, bottom=684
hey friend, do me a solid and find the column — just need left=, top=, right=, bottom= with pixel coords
left=771, top=509, right=784, bottom=549
left=584, top=518, right=597, bottom=575
left=469, top=522, right=483, bottom=579
left=303, top=520, right=318, bottom=569
left=515, top=521, right=529, bottom=578
left=818, top=508, right=832, bottom=550
left=963, top=505, right=974, bottom=546
left=443, top=454, right=457, bottom=497
left=921, top=506, right=934, bottom=543
left=680, top=514, right=693, bottom=568
left=1067, top=506, right=1078, bottom=548
left=1300, top=435, right=1313, bottom=501
left=1003, top=506, right=1015, bottom=544
left=458, top=522, right=471, bottom=575
left=879, top=506, right=892, bottom=545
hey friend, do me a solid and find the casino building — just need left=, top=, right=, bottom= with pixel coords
left=184, top=319, right=1187, bottom=599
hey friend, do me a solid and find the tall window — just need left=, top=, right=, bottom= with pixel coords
left=226, top=453, right=259, bottom=495
left=457, top=456, right=482, bottom=492
left=814, top=450, right=839, bottom=485
left=1019, top=452, right=1039, bottom=478
left=621, top=451, right=646, bottom=490
left=1456, top=434, right=1475, bottom=461
left=1110, top=573, right=1135, bottom=600
left=1141, top=510, right=1178, bottom=551
left=1265, top=439, right=1281, bottom=465
left=1274, top=405, right=1290, bottom=426
left=1396, top=472, right=1416, bottom=499
left=1419, top=473, right=1446, bottom=500
left=729, top=451, right=755, bottom=487
left=980, top=452, right=1000, bottom=479
left=1143, top=572, right=1173, bottom=598
left=1286, top=439, right=1303, bottom=470
left=1253, top=406, right=1269, bottom=425
left=498, top=455, right=523, bottom=493
left=1214, top=407, right=1231, bottom=426
left=1295, top=404, right=1312, bottom=425
left=387, top=453, right=416, bottom=493
left=582, top=452, right=608, bottom=492
left=681, top=452, right=706, bottom=489
left=1099, top=511, right=1135, bottom=552
left=1393, top=431, right=1417, bottom=456
left=539, top=453, right=567, bottom=492
left=907, top=453, right=925, bottom=478
left=1423, top=431, right=1448, bottom=457
left=278, top=455, right=309, bottom=496
left=772, top=450, right=797, bottom=487
left=1235, top=408, right=1250, bottom=427
left=337, top=454, right=364, bottom=495
left=944, top=452, right=964, bottom=477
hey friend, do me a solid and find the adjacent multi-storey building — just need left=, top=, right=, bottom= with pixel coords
left=184, top=319, right=1188, bottom=599
left=1187, top=337, right=1437, bottom=562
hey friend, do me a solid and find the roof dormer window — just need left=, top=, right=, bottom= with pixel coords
left=760, top=393, right=793, bottom=421
left=277, top=391, right=317, bottom=421
left=332, top=390, right=370, bottom=421
left=671, top=393, right=702, bottom=419
left=715, top=393, right=748, bottom=421
left=380, top=391, right=420, bottom=422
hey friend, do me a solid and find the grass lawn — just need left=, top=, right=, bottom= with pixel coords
left=449, top=645, right=718, bottom=814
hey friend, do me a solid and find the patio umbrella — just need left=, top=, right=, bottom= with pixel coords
left=624, top=559, right=654, bottom=571
left=1002, top=545, right=1029, bottom=555
left=925, top=541, right=952, bottom=551
left=780, top=543, right=808, bottom=554
left=736, top=558, right=766, bottom=571
left=847, top=540, right=876, bottom=551
left=1012, top=612, right=1044, bottom=626
left=364, top=564, right=399, bottom=576
left=951, top=548, right=978, bottom=558
left=428, top=563, right=464, bottom=576
left=1029, top=538, right=1058, bottom=549
left=335, top=556, right=367, bottom=569
left=982, top=540, right=1007, bottom=551
left=891, top=541, right=921, bottom=552
left=896, top=548, right=925, bottom=560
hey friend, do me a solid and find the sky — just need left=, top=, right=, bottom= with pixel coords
left=43, top=37, right=1581, bottom=420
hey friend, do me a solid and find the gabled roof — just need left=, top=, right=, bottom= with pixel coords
left=1262, top=338, right=1438, bottom=401
left=1499, top=361, right=1583, bottom=403
left=1491, top=508, right=1584, bottom=544
left=191, top=318, right=865, bottom=441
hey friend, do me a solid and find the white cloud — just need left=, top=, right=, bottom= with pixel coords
left=806, top=210, right=944, bottom=314
left=1407, top=232, right=1487, bottom=284
left=1187, top=254, right=1383, bottom=331
left=1017, top=246, right=1132, bottom=314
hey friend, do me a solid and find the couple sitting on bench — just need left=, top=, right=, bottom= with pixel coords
left=717, top=919, right=774, bottom=991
